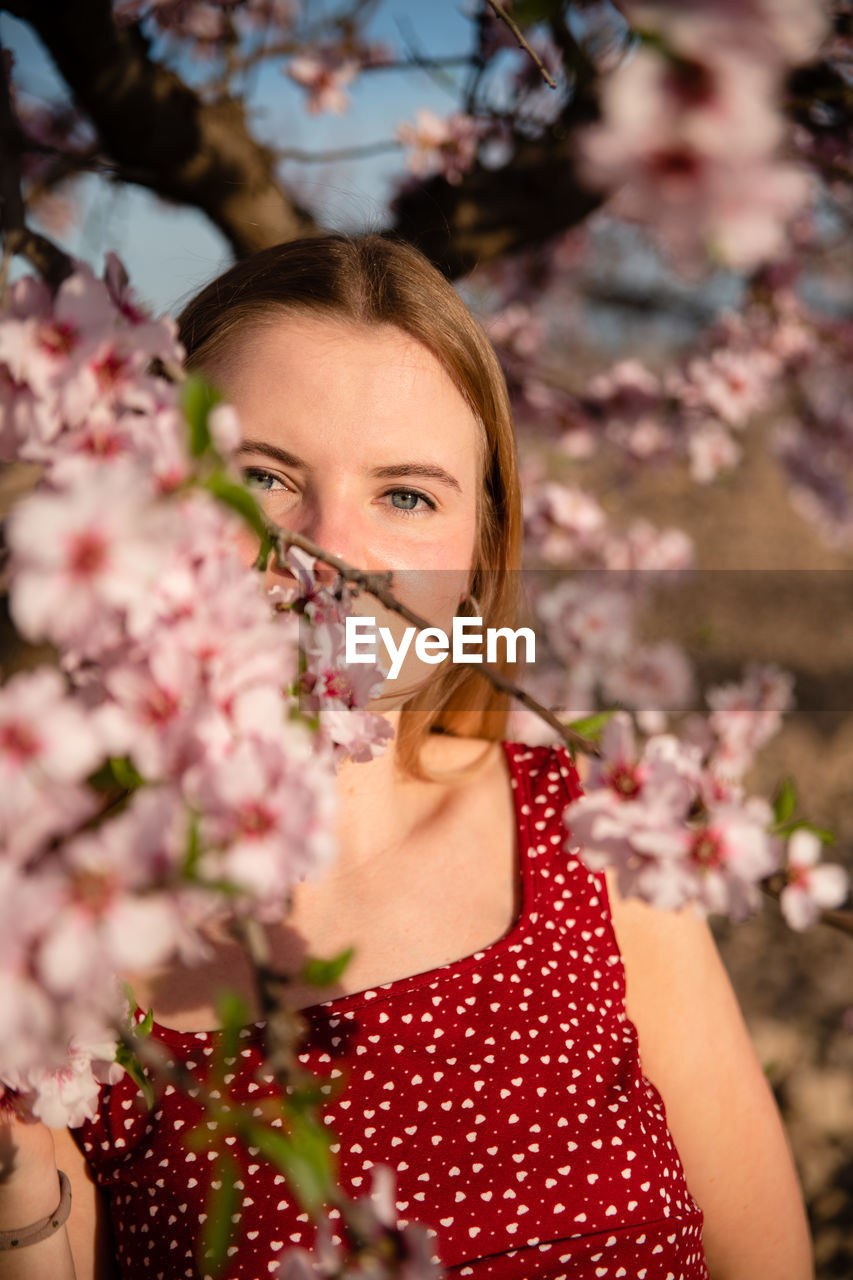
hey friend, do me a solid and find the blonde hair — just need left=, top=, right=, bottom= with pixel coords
left=178, top=234, right=522, bottom=778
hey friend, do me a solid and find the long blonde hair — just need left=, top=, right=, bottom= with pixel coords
left=178, top=234, right=523, bottom=778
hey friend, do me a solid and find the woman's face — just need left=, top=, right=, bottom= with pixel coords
left=213, top=313, right=483, bottom=706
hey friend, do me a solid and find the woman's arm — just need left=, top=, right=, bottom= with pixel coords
left=52, top=1128, right=116, bottom=1280
left=605, top=871, right=814, bottom=1280
left=0, top=1117, right=115, bottom=1280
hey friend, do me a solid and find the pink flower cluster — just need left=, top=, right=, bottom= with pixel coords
left=396, top=110, right=485, bottom=185
left=565, top=711, right=781, bottom=918
left=519, top=476, right=695, bottom=728
left=0, top=258, right=390, bottom=1125
left=561, top=668, right=847, bottom=924
left=578, top=0, right=824, bottom=273
left=285, top=39, right=392, bottom=115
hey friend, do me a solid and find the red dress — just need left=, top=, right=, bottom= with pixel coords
left=73, top=742, right=708, bottom=1279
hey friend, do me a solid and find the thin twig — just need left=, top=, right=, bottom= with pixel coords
left=263, top=516, right=600, bottom=758
left=485, top=1, right=557, bottom=89
left=276, top=139, right=402, bottom=163
left=228, top=916, right=306, bottom=1080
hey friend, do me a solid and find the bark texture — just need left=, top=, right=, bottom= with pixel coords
left=5, top=0, right=601, bottom=275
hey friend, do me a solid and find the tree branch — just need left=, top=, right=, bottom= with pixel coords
left=0, top=39, right=74, bottom=292
left=261, top=516, right=601, bottom=758
left=486, top=1, right=557, bottom=89
left=7, top=0, right=319, bottom=258
left=390, top=133, right=601, bottom=277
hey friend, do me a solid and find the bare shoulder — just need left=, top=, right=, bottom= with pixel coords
left=602, top=870, right=814, bottom=1280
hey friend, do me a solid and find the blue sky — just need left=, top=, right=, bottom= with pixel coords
left=1, top=3, right=479, bottom=315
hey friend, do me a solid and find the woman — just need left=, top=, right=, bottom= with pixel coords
left=0, top=236, right=812, bottom=1280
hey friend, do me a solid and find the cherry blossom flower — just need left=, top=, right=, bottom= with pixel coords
left=601, top=519, right=694, bottom=572
left=680, top=347, right=778, bottom=429
left=6, top=459, right=176, bottom=651
left=577, top=27, right=815, bottom=272
left=536, top=577, right=635, bottom=669
left=3, top=1035, right=125, bottom=1129
left=779, top=830, right=850, bottom=930
left=706, top=663, right=794, bottom=780
left=0, top=667, right=103, bottom=862
left=523, top=482, right=607, bottom=566
left=396, top=109, right=483, bottom=185
left=602, top=640, right=695, bottom=716
left=187, top=734, right=337, bottom=914
left=687, top=420, right=742, bottom=483
left=586, top=360, right=671, bottom=460
left=565, top=712, right=783, bottom=917
left=286, top=50, right=359, bottom=115
left=684, top=798, right=781, bottom=920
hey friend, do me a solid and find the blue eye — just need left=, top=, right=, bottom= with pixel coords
left=387, top=489, right=435, bottom=515
left=243, top=467, right=287, bottom=493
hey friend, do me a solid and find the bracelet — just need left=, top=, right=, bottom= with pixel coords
left=0, top=1170, right=72, bottom=1251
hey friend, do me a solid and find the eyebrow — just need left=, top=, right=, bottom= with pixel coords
left=237, top=439, right=463, bottom=493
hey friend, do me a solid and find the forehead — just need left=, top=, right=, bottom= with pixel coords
left=210, top=312, right=485, bottom=471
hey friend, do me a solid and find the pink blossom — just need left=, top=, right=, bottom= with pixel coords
left=6, top=1035, right=124, bottom=1129
left=286, top=50, right=359, bottom=115
left=586, top=360, right=670, bottom=459
left=523, top=482, right=606, bottom=566
left=684, top=798, right=781, bottom=920
left=577, top=34, right=813, bottom=272
left=187, top=734, right=337, bottom=913
left=536, top=578, right=635, bottom=668
left=0, top=263, right=181, bottom=460
left=601, top=519, right=694, bottom=572
left=0, top=668, right=103, bottom=861
left=485, top=302, right=545, bottom=362
left=602, top=641, right=695, bottom=715
left=707, top=663, right=794, bottom=779
left=681, top=347, right=778, bottom=428
left=779, top=830, right=849, bottom=930
left=687, top=420, right=742, bottom=483
left=6, top=460, right=174, bottom=650
left=566, top=713, right=781, bottom=917
left=396, top=110, right=483, bottom=184
left=565, top=716, right=704, bottom=908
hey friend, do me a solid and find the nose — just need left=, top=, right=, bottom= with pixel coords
left=265, top=504, right=368, bottom=592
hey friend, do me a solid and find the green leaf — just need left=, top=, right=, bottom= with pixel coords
left=89, top=756, right=144, bottom=794
left=215, top=990, right=250, bottom=1062
left=204, top=469, right=268, bottom=539
left=779, top=819, right=837, bottom=845
left=253, top=530, right=274, bottom=571
left=181, top=375, right=222, bottom=458
left=565, top=710, right=615, bottom=741
left=772, top=777, right=797, bottom=826
left=182, top=816, right=202, bottom=879
left=301, top=948, right=354, bottom=989
left=114, top=1040, right=155, bottom=1111
left=198, top=1152, right=241, bottom=1277
left=247, top=1116, right=335, bottom=1216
